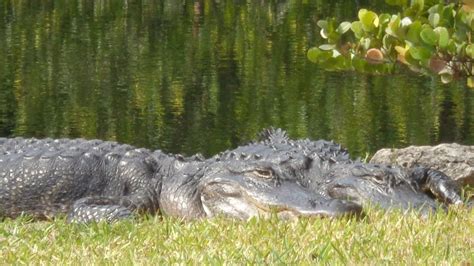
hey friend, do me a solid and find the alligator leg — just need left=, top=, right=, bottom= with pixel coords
left=409, top=167, right=463, bottom=206
left=67, top=189, right=160, bottom=223
left=67, top=197, right=133, bottom=223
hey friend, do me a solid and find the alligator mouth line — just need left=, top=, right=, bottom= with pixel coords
left=202, top=179, right=319, bottom=217
left=242, top=193, right=350, bottom=219
left=244, top=193, right=293, bottom=213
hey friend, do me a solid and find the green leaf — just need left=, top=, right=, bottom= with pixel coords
left=333, top=54, right=348, bottom=69
left=441, top=5, right=455, bottom=26
left=319, top=44, right=336, bottom=51
left=337, top=22, right=352, bottom=34
left=358, top=9, right=379, bottom=31
left=320, top=28, right=329, bottom=39
left=453, top=24, right=468, bottom=42
left=456, top=42, right=467, bottom=56
left=317, top=20, right=328, bottom=30
left=420, top=27, right=438, bottom=46
left=360, top=38, right=371, bottom=50
left=447, top=39, right=457, bottom=54
left=409, top=46, right=432, bottom=60
left=427, top=4, right=440, bottom=15
left=320, top=18, right=341, bottom=44
left=386, top=15, right=401, bottom=37
left=466, top=44, right=474, bottom=59
left=351, top=21, right=364, bottom=38
left=406, top=21, right=422, bottom=44
left=307, top=47, right=322, bottom=63
left=379, top=13, right=392, bottom=25
left=457, top=7, right=473, bottom=25
left=434, top=27, right=449, bottom=48
left=404, top=49, right=419, bottom=65
left=410, top=0, right=424, bottom=14
left=382, top=34, right=396, bottom=50
left=428, top=13, right=440, bottom=27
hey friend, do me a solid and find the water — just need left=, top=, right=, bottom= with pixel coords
left=1, top=0, right=473, bottom=157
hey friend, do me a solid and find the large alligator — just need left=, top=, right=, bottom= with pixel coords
left=0, top=129, right=463, bottom=223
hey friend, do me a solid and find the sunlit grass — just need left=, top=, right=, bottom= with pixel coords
left=1, top=207, right=472, bottom=264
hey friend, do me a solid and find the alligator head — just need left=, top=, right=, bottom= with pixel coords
left=159, top=129, right=362, bottom=220
left=322, top=163, right=462, bottom=214
left=196, top=160, right=362, bottom=220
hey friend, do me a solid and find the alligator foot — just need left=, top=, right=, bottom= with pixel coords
left=67, top=197, right=133, bottom=223
left=409, top=167, right=463, bottom=206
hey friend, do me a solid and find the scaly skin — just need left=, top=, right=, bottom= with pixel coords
left=0, top=129, right=464, bottom=223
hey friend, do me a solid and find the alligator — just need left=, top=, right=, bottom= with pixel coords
left=0, top=129, right=463, bottom=223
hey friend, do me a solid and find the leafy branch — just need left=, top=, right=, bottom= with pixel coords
left=308, top=0, right=474, bottom=87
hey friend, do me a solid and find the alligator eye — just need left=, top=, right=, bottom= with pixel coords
left=252, top=169, right=274, bottom=179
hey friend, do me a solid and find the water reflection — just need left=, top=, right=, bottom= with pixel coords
left=0, top=0, right=472, bottom=157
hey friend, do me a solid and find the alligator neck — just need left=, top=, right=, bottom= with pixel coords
left=156, top=153, right=208, bottom=219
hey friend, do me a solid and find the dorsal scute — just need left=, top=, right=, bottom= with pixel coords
left=258, top=128, right=289, bottom=144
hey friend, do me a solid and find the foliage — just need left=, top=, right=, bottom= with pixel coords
left=0, top=207, right=472, bottom=264
left=308, top=0, right=474, bottom=88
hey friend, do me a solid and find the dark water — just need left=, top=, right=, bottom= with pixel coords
left=1, top=1, right=473, bottom=157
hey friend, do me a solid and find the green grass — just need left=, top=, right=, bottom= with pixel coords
left=1, top=207, right=473, bottom=265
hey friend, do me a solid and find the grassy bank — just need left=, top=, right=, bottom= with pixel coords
left=1, top=207, right=472, bottom=264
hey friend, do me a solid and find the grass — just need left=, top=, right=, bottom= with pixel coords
left=0, top=207, right=473, bottom=265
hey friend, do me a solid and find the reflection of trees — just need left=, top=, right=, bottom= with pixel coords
left=0, top=0, right=472, bottom=157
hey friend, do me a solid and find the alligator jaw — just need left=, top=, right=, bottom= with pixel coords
left=200, top=179, right=363, bottom=219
